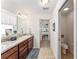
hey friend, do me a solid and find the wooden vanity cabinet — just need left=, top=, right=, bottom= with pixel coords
left=19, top=40, right=28, bottom=59
left=1, top=36, right=33, bottom=59
left=19, top=36, right=33, bottom=59
left=28, top=37, right=33, bottom=53
left=1, top=46, right=18, bottom=59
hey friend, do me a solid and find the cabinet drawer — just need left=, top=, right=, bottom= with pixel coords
left=19, top=40, right=28, bottom=48
left=28, top=37, right=33, bottom=41
left=29, top=38, right=32, bottom=41
left=19, top=47, right=28, bottom=57
left=19, top=41, right=26, bottom=48
left=25, top=40, right=28, bottom=43
left=6, top=51, right=18, bottom=59
left=19, top=44, right=28, bottom=52
left=1, top=46, right=18, bottom=59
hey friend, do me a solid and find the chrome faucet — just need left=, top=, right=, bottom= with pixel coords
left=21, top=28, right=23, bottom=35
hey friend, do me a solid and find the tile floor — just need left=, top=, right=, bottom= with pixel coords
left=61, top=51, right=73, bottom=59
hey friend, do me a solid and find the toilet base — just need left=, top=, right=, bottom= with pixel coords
left=62, top=49, right=68, bottom=54
left=61, top=43, right=68, bottom=54
left=63, top=49, right=67, bottom=54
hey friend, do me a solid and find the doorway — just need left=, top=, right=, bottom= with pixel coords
left=40, top=19, right=50, bottom=48
left=58, top=0, right=74, bottom=59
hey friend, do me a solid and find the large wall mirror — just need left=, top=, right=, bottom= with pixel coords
left=1, top=9, right=17, bottom=42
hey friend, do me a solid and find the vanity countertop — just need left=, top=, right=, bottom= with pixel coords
left=1, top=35, right=33, bottom=54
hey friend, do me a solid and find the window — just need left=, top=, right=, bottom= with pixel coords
left=1, top=24, right=13, bottom=36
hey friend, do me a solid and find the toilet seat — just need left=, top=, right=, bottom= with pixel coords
left=61, top=43, right=68, bottom=49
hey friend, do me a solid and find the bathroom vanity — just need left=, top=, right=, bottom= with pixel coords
left=1, top=35, right=33, bottom=59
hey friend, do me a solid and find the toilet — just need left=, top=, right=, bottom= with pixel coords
left=61, top=38, right=68, bottom=54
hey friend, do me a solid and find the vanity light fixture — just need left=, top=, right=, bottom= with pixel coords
left=63, top=8, right=69, bottom=11
left=41, top=0, right=49, bottom=6
left=41, top=0, right=49, bottom=9
left=17, top=12, right=27, bottom=18
left=21, top=14, right=27, bottom=18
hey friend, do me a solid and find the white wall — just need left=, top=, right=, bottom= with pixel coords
left=59, top=14, right=67, bottom=43
left=49, top=0, right=66, bottom=59
left=66, top=11, right=74, bottom=54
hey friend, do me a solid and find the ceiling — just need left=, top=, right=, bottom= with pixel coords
left=1, top=0, right=58, bottom=15
left=60, top=0, right=73, bottom=15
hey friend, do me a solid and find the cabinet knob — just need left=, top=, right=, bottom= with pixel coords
left=23, top=55, right=26, bottom=58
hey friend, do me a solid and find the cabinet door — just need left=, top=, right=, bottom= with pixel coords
left=1, top=46, right=18, bottom=59
left=28, top=37, right=33, bottom=52
left=19, top=56, right=24, bottom=59
left=19, top=41, right=28, bottom=59
left=7, top=51, right=18, bottom=59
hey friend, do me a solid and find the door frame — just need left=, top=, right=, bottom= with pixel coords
left=39, top=19, right=50, bottom=47
left=58, top=1, right=67, bottom=59
left=58, top=0, right=77, bottom=59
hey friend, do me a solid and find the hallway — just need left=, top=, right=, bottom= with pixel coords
left=38, top=36, right=55, bottom=59
left=38, top=48, right=55, bottom=59
left=40, top=39, right=50, bottom=48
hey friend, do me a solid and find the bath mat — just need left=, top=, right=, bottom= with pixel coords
left=26, top=48, right=40, bottom=59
